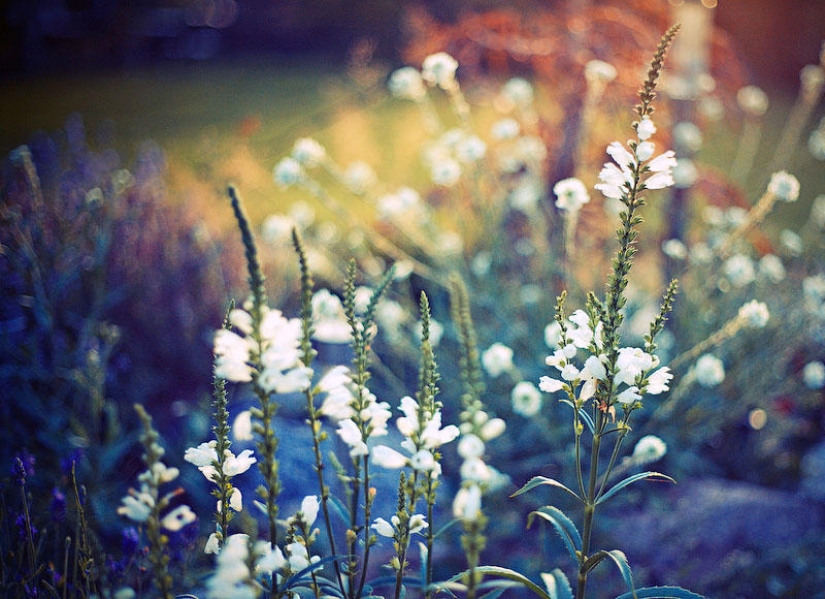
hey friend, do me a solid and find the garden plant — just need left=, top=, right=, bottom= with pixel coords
left=2, top=8, right=825, bottom=599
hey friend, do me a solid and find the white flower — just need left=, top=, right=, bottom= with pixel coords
left=233, top=410, right=253, bottom=441
left=584, top=59, right=617, bottom=84
left=780, top=229, right=804, bottom=256
left=643, top=150, right=678, bottom=190
left=758, top=254, right=786, bottom=283
left=204, top=532, right=221, bottom=554
left=457, top=434, right=485, bottom=459
left=296, top=495, right=319, bottom=527
left=479, top=417, right=506, bottom=441
left=803, top=361, right=825, bottom=390
left=410, top=450, right=437, bottom=471
left=501, top=77, right=534, bottom=106
left=767, top=171, right=800, bottom=202
left=491, top=118, right=521, bottom=140
left=553, top=178, right=591, bottom=213
left=372, top=517, right=395, bottom=538
left=421, top=52, right=459, bottom=88
left=213, top=329, right=253, bottom=382
left=810, top=194, right=825, bottom=228
left=544, top=321, right=562, bottom=348
left=117, top=493, right=153, bottom=523
left=672, top=121, right=703, bottom=153
left=184, top=441, right=218, bottom=468
left=672, top=158, right=698, bottom=188
left=568, top=310, right=596, bottom=349
left=461, top=456, right=493, bottom=483
left=429, top=157, right=462, bottom=186
left=614, top=347, right=655, bottom=387
left=453, top=484, right=482, bottom=520
left=161, top=505, right=197, bottom=532
left=337, top=419, right=368, bottom=457
left=481, top=343, right=514, bottom=377
left=636, top=116, right=657, bottom=140
left=372, top=445, right=408, bottom=469
left=287, top=541, right=310, bottom=571
left=645, top=367, right=673, bottom=395
left=388, top=66, right=426, bottom=100
left=228, top=487, right=243, bottom=512
left=273, top=157, right=305, bottom=189
left=632, top=435, right=667, bottom=465
left=738, top=300, right=770, bottom=328
left=539, top=375, right=566, bottom=393
left=617, top=386, right=642, bottom=405
left=736, top=85, right=769, bottom=117
left=694, top=354, right=725, bottom=387
left=455, top=135, right=487, bottom=163
left=723, top=254, right=756, bottom=288
left=255, top=541, right=286, bottom=573
left=512, top=381, right=543, bottom=417
left=291, top=138, right=326, bottom=167
left=343, top=161, right=377, bottom=194
left=224, top=449, right=257, bottom=477
left=260, top=213, right=295, bottom=246
left=661, top=238, right=688, bottom=260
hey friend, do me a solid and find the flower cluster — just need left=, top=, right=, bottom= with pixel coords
left=539, top=310, right=672, bottom=408
left=214, top=307, right=312, bottom=394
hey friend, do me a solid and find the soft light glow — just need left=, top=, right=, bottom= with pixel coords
left=748, top=408, right=768, bottom=430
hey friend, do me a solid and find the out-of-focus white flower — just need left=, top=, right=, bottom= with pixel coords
left=661, top=238, right=688, bottom=260
left=672, top=158, right=698, bottom=188
left=343, top=161, right=377, bottom=194
left=736, top=85, right=769, bottom=117
left=584, top=59, right=617, bottom=84
left=457, top=434, right=485, bottom=460
left=372, top=445, right=408, bottom=469
left=254, top=541, right=286, bottom=574
left=312, top=289, right=350, bottom=344
left=294, top=495, right=319, bottom=527
left=481, top=343, right=514, bottom=377
left=811, top=194, right=825, bottom=228
left=723, top=254, right=756, bottom=288
left=803, top=361, right=825, bottom=389
left=421, top=52, right=459, bottom=88
left=491, top=118, right=521, bottom=140
left=453, top=484, right=482, bottom=520
left=512, top=381, right=543, bottom=417
left=455, top=134, right=487, bottom=163
left=206, top=534, right=254, bottom=599
left=233, top=410, right=253, bottom=441
left=388, top=66, right=426, bottom=100
left=553, top=177, right=590, bottom=213
left=501, top=77, right=534, bottom=107
left=803, top=275, right=825, bottom=316
left=429, top=157, right=462, bottom=187
left=117, top=492, right=153, bottom=523
left=738, top=300, right=770, bottom=328
left=631, top=435, right=667, bottom=465
left=161, top=505, right=197, bottom=532
left=779, top=229, right=804, bottom=256
left=544, top=321, right=562, bottom=348
left=758, top=254, right=786, bottom=283
left=800, top=64, right=825, bottom=95
left=694, top=354, right=725, bottom=387
left=808, top=117, right=825, bottom=160
left=291, top=138, right=326, bottom=167
left=260, top=213, right=295, bottom=246
left=767, top=171, right=800, bottom=202
left=672, top=121, right=703, bottom=153
left=204, top=532, right=221, bottom=555
left=273, top=157, right=305, bottom=189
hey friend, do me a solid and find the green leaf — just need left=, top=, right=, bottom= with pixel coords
left=614, top=586, right=705, bottom=599
left=511, top=476, right=583, bottom=503
left=593, top=550, right=634, bottom=594
left=526, top=506, right=582, bottom=562
left=596, top=471, right=675, bottom=505
left=472, top=566, right=551, bottom=599
left=540, top=569, right=573, bottom=599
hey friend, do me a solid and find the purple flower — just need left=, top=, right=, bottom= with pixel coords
left=121, top=526, right=141, bottom=555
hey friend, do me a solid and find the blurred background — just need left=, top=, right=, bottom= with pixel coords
left=1, top=1, right=825, bottom=597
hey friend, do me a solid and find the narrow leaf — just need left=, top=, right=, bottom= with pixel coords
left=597, top=471, right=675, bottom=505
left=615, top=587, right=705, bottom=599
left=527, top=506, right=582, bottom=562
left=472, top=566, right=552, bottom=599
left=512, top=476, right=583, bottom=503
left=540, top=569, right=573, bottom=599
left=597, top=550, right=635, bottom=594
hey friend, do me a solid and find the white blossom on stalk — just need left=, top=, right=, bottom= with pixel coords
left=273, top=157, right=305, bottom=189
left=291, top=137, right=326, bottom=168
left=481, top=343, right=514, bottom=377
left=767, top=171, right=800, bottom=202
left=512, top=381, right=543, bottom=417
left=453, top=484, right=482, bottom=521
left=501, top=77, right=534, bottom=107
left=631, top=435, right=667, bottom=465
left=205, top=534, right=255, bottom=599
left=421, top=52, right=459, bottom=89
left=736, top=85, right=769, bottom=117
left=803, top=361, right=825, bottom=390
left=584, top=59, right=617, bottom=84
left=388, top=66, right=427, bottom=100
left=161, top=505, right=197, bottom=532
left=738, top=300, right=770, bottom=328
left=553, top=178, right=591, bottom=213
left=694, top=354, right=725, bottom=387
